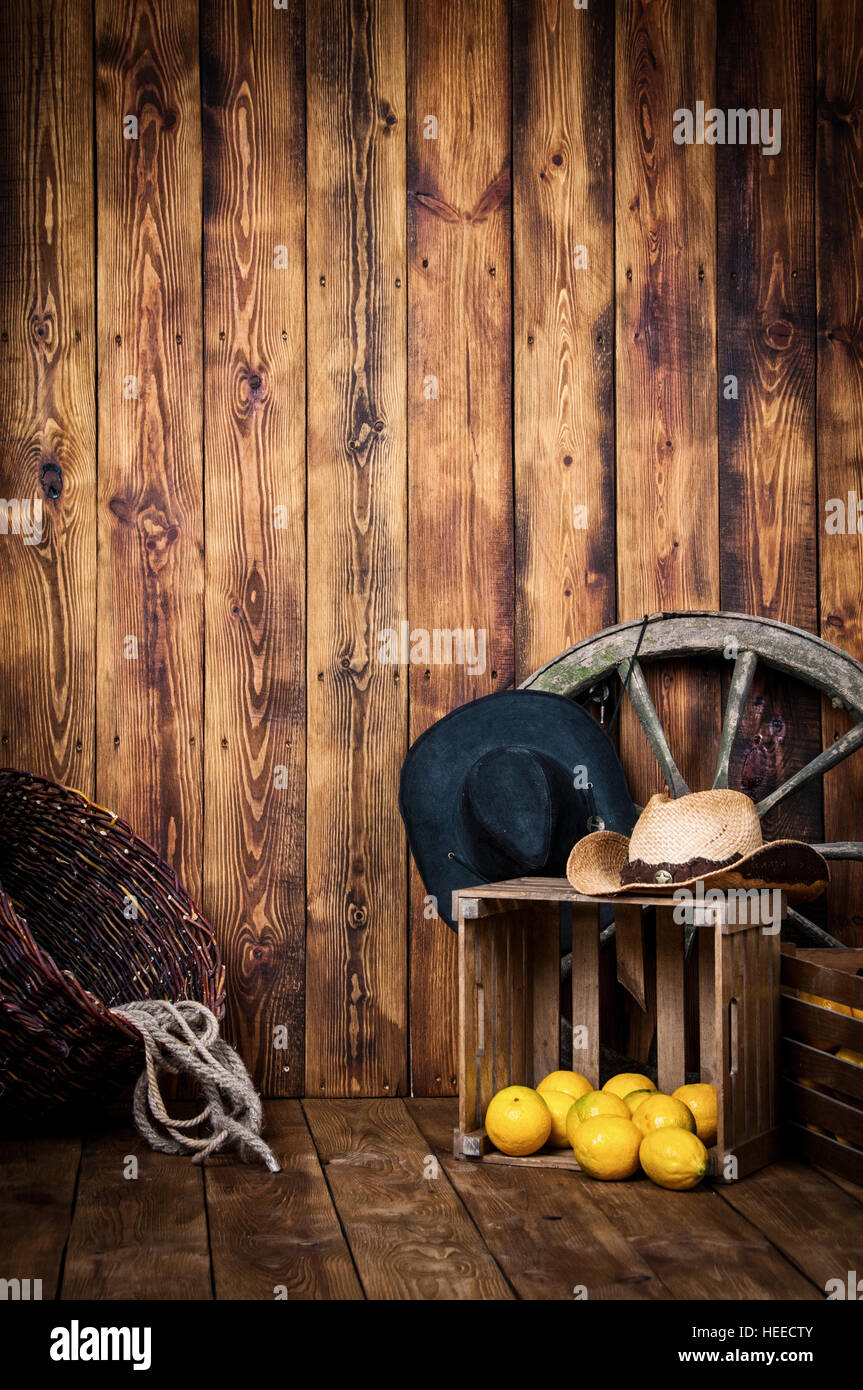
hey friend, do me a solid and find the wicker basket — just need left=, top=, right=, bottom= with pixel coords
left=0, top=769, right=224, bottom=1127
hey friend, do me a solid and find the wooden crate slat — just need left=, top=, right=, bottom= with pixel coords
left=782, top=996, right=863, bottom=1052
left=510, top=911, right=528, bottom=1088
left=783, top=1079, right=863, bottom=1150
left=457, top=906, right=479, bottom=1135
left=782, top=1038, right=863, bottom=1103
left=732, top=931, right=748, bottom=1149
left=655, top=907, right=685, bottom=1095
left=478, top=911, right=495, bottom=1107
left=614, top=902, right=646, bottom=1010
left=759, top=930, right=780, bottom=1136
left=698, top=926, right=716, bottom=1085
left=781, top=952, right=863, bottom=1011
left=787, top=1124, right=863, bottom=1185
left=744, top=925, right=759, bottom=1141
left=531, top=902, right=562, bottom=1083
left=571, top=902, right=600, bottom=1085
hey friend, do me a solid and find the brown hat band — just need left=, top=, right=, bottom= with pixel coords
left=620, top=853, right=738, bottom=886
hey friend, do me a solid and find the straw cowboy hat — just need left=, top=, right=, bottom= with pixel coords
left=399, top=690, right=637, bottom=928
left=566, top=788, right=829, bottom=902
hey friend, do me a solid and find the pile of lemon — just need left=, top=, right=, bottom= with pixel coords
left=796, top=986, right=863, bottom=1149
left=484, top=1070, right=718, bottom=1190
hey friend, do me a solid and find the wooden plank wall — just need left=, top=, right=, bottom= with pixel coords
left=0, top=0, right=861, bottom=1098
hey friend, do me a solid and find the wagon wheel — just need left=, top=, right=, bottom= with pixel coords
left=521, top=610, right=863, bottom=950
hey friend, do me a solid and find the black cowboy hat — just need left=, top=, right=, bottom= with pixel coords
left=399, top=690, right=637, bottom=929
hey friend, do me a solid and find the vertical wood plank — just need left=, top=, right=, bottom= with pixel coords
left=571, top=903, right=600, bottom=1085
left=624, top=910, right=658, bottom=1063
left=731, top=931, right=747, bottom=1148
left=0, top=0, right=96, bottom=790
left=95, top=0, right=204, bottom=898
left=615, top=0, right=720, bottom=805
left=305, top=0, right=408, bottom=1097
left=743, top=924, right=759, bottom=1138
left=406, top=0, right=513, bottom=1097
left=655, top=906, right=686, bottom=1094
left=530, top=903, right=563, bottom=1084
left=717, top=0, right=821, bottom=850
left=513, top=0, right=615, bottom=676
left=477, top=916, right=495, bottom=1107
left=698, top=925, right=716, bottom=1083
left=614, top=902, right=646, bottom=1010
left=510, top=916, right=528, bottom=1087
left=490, top=914, right=512, bottom=1094
left=715, top=929, right=733, bottom=1159
left=817, top=0, right=863, bottom=947
left=457, top=904, right=479, bottom=1134
left=200, top=0, right=306, bottom=1093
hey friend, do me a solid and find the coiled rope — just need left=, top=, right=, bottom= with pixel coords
left=110, top=999, right=280, bottom=1172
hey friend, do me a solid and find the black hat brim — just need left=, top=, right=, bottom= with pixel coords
left=399, top=690, right=637, bottom=928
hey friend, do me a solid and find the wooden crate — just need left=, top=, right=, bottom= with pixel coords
left=781, top=945, right=863, bottom=1183
left=453, top=877, right=786, bottom=1181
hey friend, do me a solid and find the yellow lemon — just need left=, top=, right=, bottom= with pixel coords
left=836, top=1047, right=863, bottom=1067
left=542, top=1090, right=578, bottom=1148
left=566, top=1090, right=629, bottom=1145
left=484, top=1085, right=550, bottom=1156
left=570, top=1115, right=642, bottom=1180
left=623, top=1089, right=655, bottom=1115
left=631, top=1092, right=697, bottom=1138
left=639, top=1128, right=709, bottom=1191
left=536, top=1070, right=594, bottom=1103
left=672, top=1083, right=718, bottom=1146
left=602, top=1072, right=656, bottom=1101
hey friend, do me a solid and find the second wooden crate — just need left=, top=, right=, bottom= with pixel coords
left=781, top=944, right=863, bottom=1183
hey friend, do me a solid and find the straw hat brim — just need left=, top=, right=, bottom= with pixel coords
left=566, top=830, right=829, bottom=903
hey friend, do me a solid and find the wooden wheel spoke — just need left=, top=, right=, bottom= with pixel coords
left=617, top=658, right=690, bottom=799
left=756, top=720, right=863, bottom=818
left=786, top=908, right=844, bottom=950
left=713, top=649, right=759, bottom=788
left=812, top=842, right=863, bottom=860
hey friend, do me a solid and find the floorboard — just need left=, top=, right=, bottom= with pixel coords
left=205, top=1101, right=362, bottom=1300
left=2, top=1100, right=858, bottom=1300
left=715, top=1158, right=863, bottom=1294
left=0, top=1133, right=81, bottom=1298
left=302, top=1098, right=513, bottom=1300
left=582, top=1174, right=818, bottom=1301
left=61, top=1125, right=211, bottom=1301
left=814, top=1164, right=863, bottom=1206
left=408, top=1098, right=668, bottom=1300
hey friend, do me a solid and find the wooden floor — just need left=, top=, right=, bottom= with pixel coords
left=3, top=1099, right=862, bottom=1300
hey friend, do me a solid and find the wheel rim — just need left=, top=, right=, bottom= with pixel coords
left=522, top=610, right=863, bottom=949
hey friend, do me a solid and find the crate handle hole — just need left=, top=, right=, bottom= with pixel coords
left=475, top=983, right=485, bottom=1056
